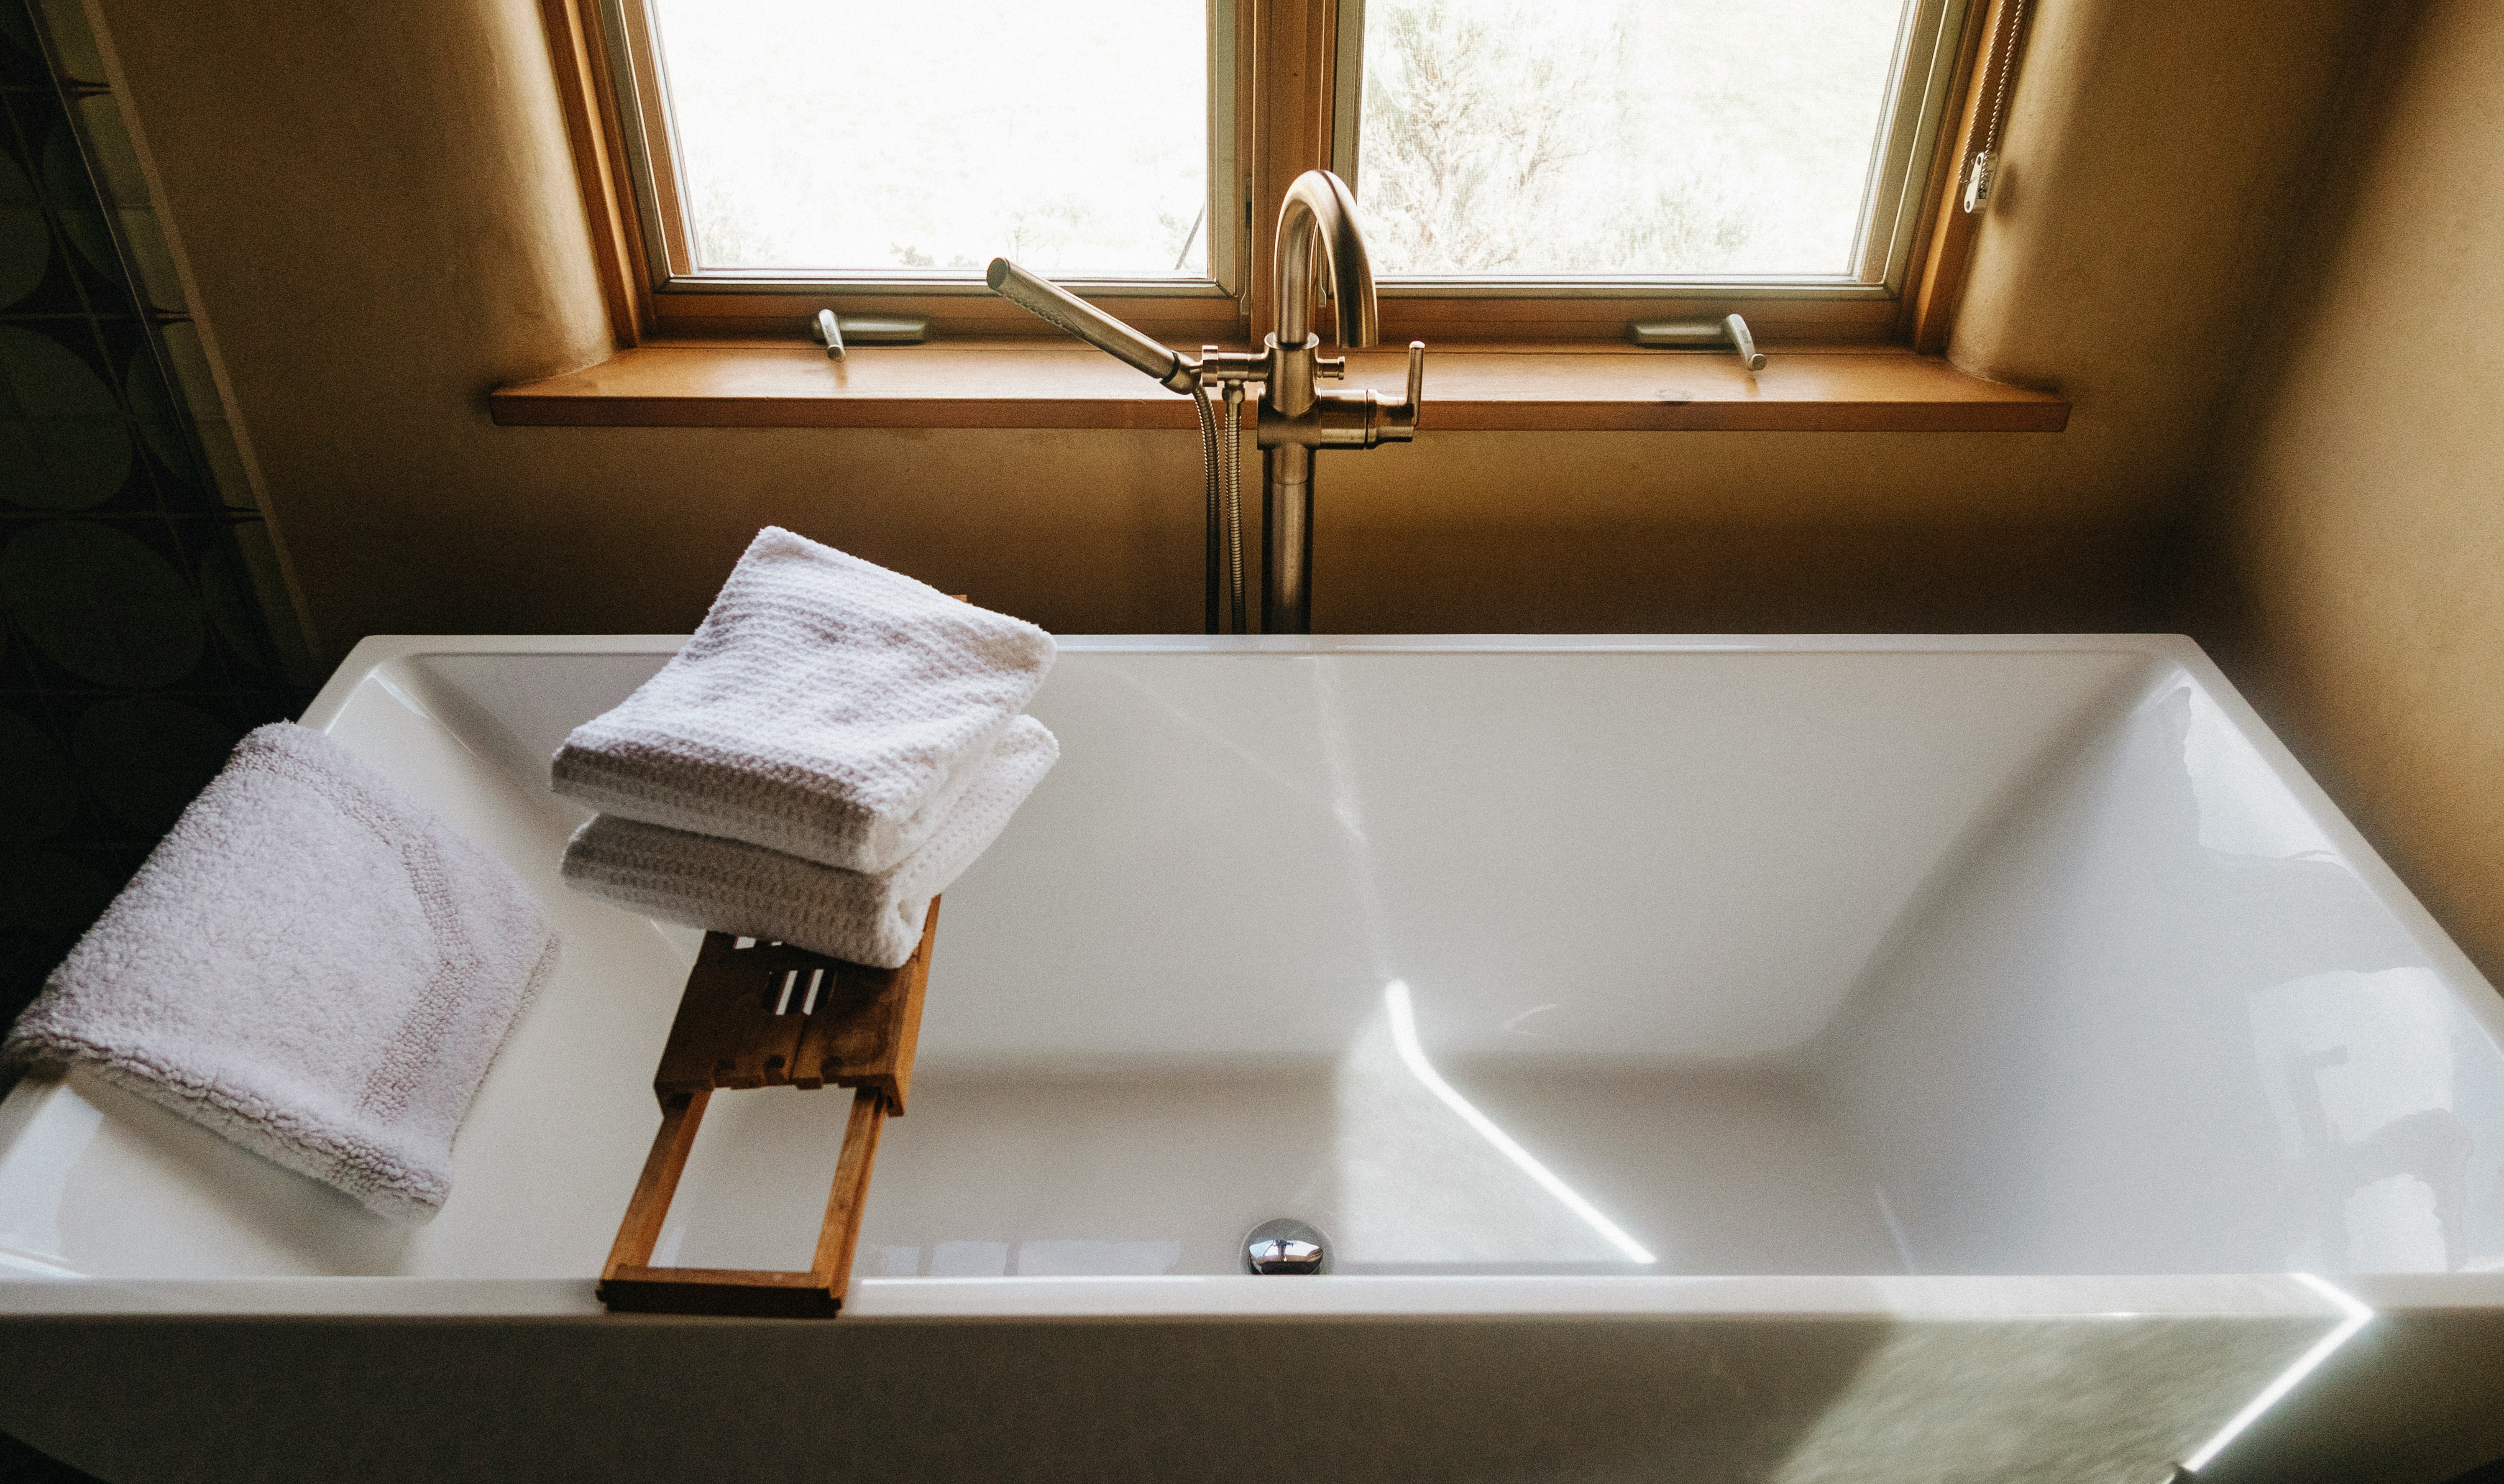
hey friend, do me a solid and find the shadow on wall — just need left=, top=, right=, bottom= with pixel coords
left=2173, top=0, right=2504, bottom=992
left=0, top=0, right=307, bottom=1042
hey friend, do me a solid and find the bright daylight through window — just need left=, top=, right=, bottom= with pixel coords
left=1350, top=0, right=1913, bottom=277
left=625, top=0, right=1955, bottom=291
left=647, top=0, right=1209, bottom=278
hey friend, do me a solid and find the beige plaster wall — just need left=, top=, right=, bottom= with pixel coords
left=2190, top=0, right=2504, bottom=981
left=90, top=0, right=2364, bottom=662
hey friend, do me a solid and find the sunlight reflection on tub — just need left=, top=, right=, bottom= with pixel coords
left=2179, top=682, right=2341, bottom=862
left=2250, top=965, right=2504, bottom=1273
left=1322, top=980, right=1656, bottom=1272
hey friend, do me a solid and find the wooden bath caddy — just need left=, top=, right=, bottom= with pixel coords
left=596, top=902, right=936, bottom=1318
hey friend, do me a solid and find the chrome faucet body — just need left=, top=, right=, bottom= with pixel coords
left=987, top=169, right=1421, bottom=633
left=1251, top=171, right=1420, bottom=633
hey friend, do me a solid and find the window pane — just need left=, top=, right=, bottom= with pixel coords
left=1354, top=0, right=1912, bottom=276
left=649, top=0, right=1208, bottom=277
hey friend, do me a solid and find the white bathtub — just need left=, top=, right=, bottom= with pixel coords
left=4, top=634, right=2502, bottom=1483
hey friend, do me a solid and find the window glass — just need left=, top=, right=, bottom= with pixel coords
left=648, top=0, right=1208, bottom=277
left=1353, top=0, right=1912, bottom=277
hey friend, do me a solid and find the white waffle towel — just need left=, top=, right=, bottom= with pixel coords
left=550, top=528, right=1056, bottom=874
left=560, top=715, right=1058, bottom=967
left=3, top=723, right=557, bottom=1221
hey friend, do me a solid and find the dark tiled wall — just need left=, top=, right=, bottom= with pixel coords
left=0, top=1, right=306, bottom=1038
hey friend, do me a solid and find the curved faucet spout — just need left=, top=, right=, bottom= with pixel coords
left=1256, top=170, right=1415, bottom=635
left=1274, top=171, right=1379, bottom=351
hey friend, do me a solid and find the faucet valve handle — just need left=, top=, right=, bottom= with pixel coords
left=1370, top=340, right=1425, bottom=444
left=1315, top=354, right=1346, bottom=381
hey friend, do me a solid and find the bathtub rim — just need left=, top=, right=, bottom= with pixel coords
left=4, top=1268, right=2484, bottom=1323
left=301, top=627, right=2504, bottom=1048
left=6, top=631, right=2500, bottom=1323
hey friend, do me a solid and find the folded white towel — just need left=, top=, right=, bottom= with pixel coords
left=3, top=723, right=557, bottom=1221
left=560, top=715, right=1058, bottom=968
left=550, top=528, right=1056, bottom=874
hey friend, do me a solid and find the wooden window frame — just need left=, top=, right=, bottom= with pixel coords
left=1327, top=0, right=1972, bottom=345
left=539, top=0, right=2033, bottom=354
left=566, top=0, right=1256, bottom=344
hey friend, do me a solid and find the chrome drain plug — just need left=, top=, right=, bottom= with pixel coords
left=1244, top=1218, right=1330, bottom=1275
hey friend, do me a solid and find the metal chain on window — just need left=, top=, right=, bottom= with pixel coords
left=1962, top=0, right=2030, bottom=213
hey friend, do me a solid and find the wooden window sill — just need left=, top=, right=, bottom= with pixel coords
left=489, top=341, right=2068, bottom=433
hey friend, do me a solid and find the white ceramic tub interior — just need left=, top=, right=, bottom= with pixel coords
left=6, top=634, right=2504, bottom=1482
left=9, top=634, right=2501, bottom=1290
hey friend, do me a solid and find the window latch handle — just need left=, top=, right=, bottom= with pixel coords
left=1626, top=314, right=1766, bottom=372
left=811, top=310, right=929, bottom=354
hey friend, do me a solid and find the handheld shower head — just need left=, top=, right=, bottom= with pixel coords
left=985, top=257, right=1199, bottom=393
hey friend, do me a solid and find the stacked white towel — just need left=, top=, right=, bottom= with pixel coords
left=552, top=528, right=1059, bottom=967
left=3, top=723, right=558, bottom=1220
left=552, top=527, right=1056, bottom=872
left=563, top=717, right=1058, bottom=969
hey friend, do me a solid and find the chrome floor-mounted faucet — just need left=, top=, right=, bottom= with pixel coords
left=987, top=169, right=1423, bottom=634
